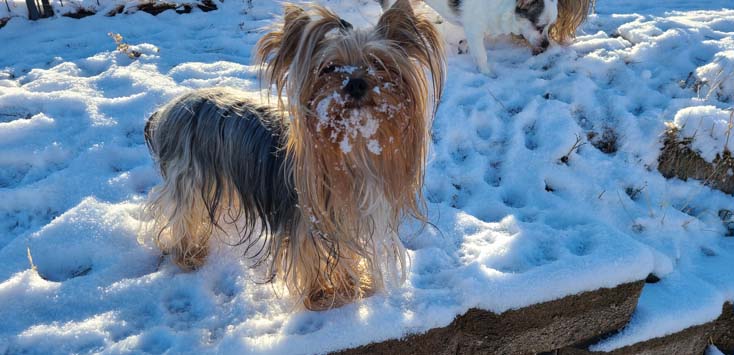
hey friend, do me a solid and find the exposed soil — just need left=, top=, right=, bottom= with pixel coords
left=334, top=281, right=644, bottom=355
left=658, top=128, right=734, bottom=195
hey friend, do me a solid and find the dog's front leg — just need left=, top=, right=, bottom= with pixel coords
left=464, top=28, right=492, bottom=76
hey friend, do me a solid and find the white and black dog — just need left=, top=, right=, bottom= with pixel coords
left=380, top=0, right=591, bottom=75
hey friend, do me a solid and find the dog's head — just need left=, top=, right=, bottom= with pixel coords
left=515, top=0, right=558, bottom=54
left=256, top=0, right=444, bottom=150
left=255, top=0, right=445, bottom=237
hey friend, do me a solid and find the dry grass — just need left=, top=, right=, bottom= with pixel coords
left=108, top=32, right=142, bottom=59
left=588, top=127, right=619, bottom=154
left=559, top=134, right=586, bottom=164
left=658, top=126, right=734, bottom=195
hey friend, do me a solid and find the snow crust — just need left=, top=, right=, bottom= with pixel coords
left=672, top=105, right=733, bottom=162
left=0, top=0, right=733, bottom=353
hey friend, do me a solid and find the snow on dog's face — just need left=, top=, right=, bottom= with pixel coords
left=256, top=0, right=444, bottom=160
left=515, top=0, right=558, bottom=53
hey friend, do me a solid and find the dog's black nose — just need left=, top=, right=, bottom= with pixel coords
left=344, top=78, right=368, bottom=100
left=540, top=38, right=550, bottom=49
left=533, top=39, right=550, bottom=55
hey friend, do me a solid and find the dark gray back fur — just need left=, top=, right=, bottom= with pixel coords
left=145, top=88, right=298, bottom=263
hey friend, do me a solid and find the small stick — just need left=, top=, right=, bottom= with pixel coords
left=724, top=109, right=733, bottom=153
left=484, top=86, right=507, bottom=111
left=26, top=246, right=37, bottom=271
left=559, top=134, right=586, bottom=164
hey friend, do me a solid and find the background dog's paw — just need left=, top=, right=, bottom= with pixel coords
left=458, top=40, right=469, bottom=55
left=479, top=65, right=497, bottom=78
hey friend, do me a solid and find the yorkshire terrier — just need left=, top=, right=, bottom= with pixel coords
left=380, top=0, right=591, bottom=75
left=143, top=0, right=445, bottom=310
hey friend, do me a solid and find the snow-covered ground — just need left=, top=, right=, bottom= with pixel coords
left=1, top=0, right=733, bottom=354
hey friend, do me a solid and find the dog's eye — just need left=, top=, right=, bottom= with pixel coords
left=370, top=59, right=382, bottom=70
left=320, top=65, right=337, bottom=76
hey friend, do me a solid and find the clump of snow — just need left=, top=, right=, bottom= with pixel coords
left=696, top=50, right=734, bottom=102
left=315, top=92, right=381, bottom=154
left=335, top=65, right=358, bottom=74
left=0, top=0, right=733, bottom=354
left=367, top=139, right=382, bottom=155
left=672, top=106, right=733, bottom=162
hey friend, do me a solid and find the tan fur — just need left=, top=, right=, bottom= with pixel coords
left=256, top=0, right=444, bottom=309
left=550, top=0, right=591, bottom=43
left=253, top=0, right=444, bottom=309
left=145, top=157, right=213, bottom=271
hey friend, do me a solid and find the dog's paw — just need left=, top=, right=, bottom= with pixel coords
left=458, top=40, right=469, bottom=55
left=478, top=64, right=496, bottom=78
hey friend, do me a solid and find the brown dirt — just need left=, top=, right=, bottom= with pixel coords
left=658, top=127, right=734, bottom=195
left=0, top=0, right=219, bottom=24
left=333, top=281, right=644, bottom=355
left=561, top=302, right=733, bottom=355
left=714, top=302, right=734, bottom=353
left=135, top=2, right=191, bottom=16
left=63, top=8, right=96, bottom=19
left=559, top=321, right=713, bottom=355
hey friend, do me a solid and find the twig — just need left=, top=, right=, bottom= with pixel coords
left=616, top=190, right=635, bottom=223
left=559, top=134, right=586, bottom=164
left=725, top=109, right=733, bottom=153
left=639, top=182, right=655, bottom=218
left=26, top=246, right=37, bottom=271
left=484, top=86, right=507, bottom=111
left=705, top=67, right=734, bottom=101
left=4, top=0, right=10, bottom=13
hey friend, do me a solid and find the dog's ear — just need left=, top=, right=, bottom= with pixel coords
left=385, top=0, right=413, bottom=13
left=377, top=0, right=416, bottom=40
left=377, top=0, right=445, bottom=106
left=254, top=4, right=311, bottom=97
left=255, top=4, right=346, bottom=107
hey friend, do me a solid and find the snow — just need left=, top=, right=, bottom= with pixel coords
left=708, top=345, right=727, bottom=355
left=1, top=0, right=733, bottom=354
left=0, top=0, right=203, bottom=19
left=672, top=106, right=733, bottom=162
left=696, top=50, right=734, bottom=103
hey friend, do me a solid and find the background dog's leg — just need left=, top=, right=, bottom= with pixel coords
left=464, top=29, right=491, bottom=75
left=458, top=39, right=469, bottom=55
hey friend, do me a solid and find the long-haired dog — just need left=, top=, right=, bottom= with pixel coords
left=143, top=0, right=445, bottom=310
left=381, top=0, right=591, bottom=75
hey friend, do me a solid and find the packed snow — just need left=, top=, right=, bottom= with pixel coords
left=672, top=105, right=733, bottom=162
left=0, top=0, right=733, bottom=354
left=709, top=345, right=728, bottom=355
